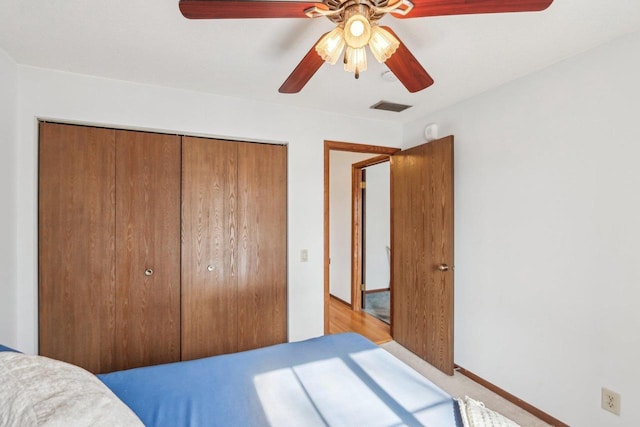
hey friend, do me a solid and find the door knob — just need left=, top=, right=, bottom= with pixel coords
left=438, top=264, right=449, bottom=271
left=144, top=268, right=154, bottom=276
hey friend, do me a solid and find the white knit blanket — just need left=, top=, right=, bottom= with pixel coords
left=0, top=352, right=143, bottom=427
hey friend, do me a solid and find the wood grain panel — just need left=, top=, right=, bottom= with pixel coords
left=237, top=143, right=287, bottom=351
left=180, top=0, right=318, bottom=19
left=114, top=130, right=181, bottom=370
left=431, top=137, right=455, bottom=374
left=351, top=167, right=365, bottom=310
left=399, top=0, right=554, bottom=19
left=391, top=144, right=427, bottom=358
left=38, top=122, right=116, bottom=374
left=391, top=136, right=454, bottom=375
left=181, top=137, right=239, bottom=360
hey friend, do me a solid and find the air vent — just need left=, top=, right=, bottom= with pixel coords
left=370, top=101, right=412, bottom=112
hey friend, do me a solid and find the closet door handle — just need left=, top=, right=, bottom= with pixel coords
left=144, top=268, right=154, bottom=276
left=438, top=264, right=449, bottom=271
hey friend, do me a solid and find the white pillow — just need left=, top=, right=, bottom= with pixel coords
left=0, top=352, right=144, bottom=427
left=457, top=396, right=521, bottom=427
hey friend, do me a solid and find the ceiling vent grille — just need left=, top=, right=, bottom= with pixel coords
left=370, top=100, right=412, bottom=112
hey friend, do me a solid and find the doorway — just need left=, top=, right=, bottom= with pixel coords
left=324, top=141, right=399, bottom=343
left=351, top=156, right=391, bottom=325
left=324, top=137, right=455, bottom=375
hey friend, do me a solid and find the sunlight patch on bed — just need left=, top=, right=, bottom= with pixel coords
left=350, top=348, right=455, bottom=424
left=254, top=357, right=403, bottom=427
left=253, top=367, right=326, bottom=427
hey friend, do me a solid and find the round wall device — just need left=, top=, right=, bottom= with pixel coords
left=424, top=123, right=438, bottom=141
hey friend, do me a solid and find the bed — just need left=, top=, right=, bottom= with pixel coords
left=0, top=333, right=515, bottom=427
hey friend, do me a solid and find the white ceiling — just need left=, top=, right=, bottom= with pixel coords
left=1, top=0, right=640, bottom=124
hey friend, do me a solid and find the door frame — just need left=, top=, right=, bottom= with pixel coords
left=350, top=154, right=392, bottom=313
left=323, top=140, right=400, bottom=333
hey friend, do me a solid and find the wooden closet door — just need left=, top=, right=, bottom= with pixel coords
left=237, top=142, right=287, bottom=351
left=39, top=122, right=116, bottom=374
left=114, top=130, right=181, bottom=370
left=181, top=137, right=238, bottom=360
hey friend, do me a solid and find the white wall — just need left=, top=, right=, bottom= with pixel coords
left=13, top=66, right=401, bottom=354
left=364, top=162, right=390, bottom=291
left=329, top=151, right=374, bottom=302
left=404, top=31, right=640, bottom=427
left=0, top=48, right=17, bottom=348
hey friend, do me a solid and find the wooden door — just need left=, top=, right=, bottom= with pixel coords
left=39, top=122, right=116, bottom=373
left=391, top=136, right=454, bottom=375
left=114, top=130, right=181, bottom=370
left=181, top=137, right=239, bottom=360
left=237, top=142, right=287, bottom=351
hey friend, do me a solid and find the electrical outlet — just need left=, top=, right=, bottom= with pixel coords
left=601, top=387, right=621, bottom=415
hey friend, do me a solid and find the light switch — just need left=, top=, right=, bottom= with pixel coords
left=300, top=249, right=308, bottom=262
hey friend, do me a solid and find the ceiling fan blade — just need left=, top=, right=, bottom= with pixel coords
left=279, top=34, right=326, bottom=93
left=179, top=0, right=321, bottom=19
left=381, top=27, right=434, bottom=93
left=398, top=0, right=553, bottom=18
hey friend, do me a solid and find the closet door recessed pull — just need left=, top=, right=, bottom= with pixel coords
left=207, top=265, right=214, bottom=272
left=144, top=268, right=154, bottom=276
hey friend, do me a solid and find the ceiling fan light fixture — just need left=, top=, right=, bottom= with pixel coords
left=369, top=25, right=400, bottom=63
left=344, top=46, right=367, bottom=78
left=316, top=27, right=345, bottom=64
left=183, top=0, right=554, bottom=94
left=343, top=12, right=371, bottom=48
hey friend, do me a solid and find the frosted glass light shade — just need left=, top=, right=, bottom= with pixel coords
left=315, top=27, right=345, bottom=65
left=369, top=26, right=400, bottom=63
left=344, top=14, right=371, bottom=48
left=344, top=46, right=367, bottom=77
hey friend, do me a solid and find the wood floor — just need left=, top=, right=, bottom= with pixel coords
left=328, top=296, right=392, bottom=344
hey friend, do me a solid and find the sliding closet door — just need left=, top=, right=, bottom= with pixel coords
left=181, top=137, right=238, bottom=360
left=237, top=142, right=287, bottom=351
left=114, top=130, right=181, bottom=370
left=39, top=122, right=116, bottom=373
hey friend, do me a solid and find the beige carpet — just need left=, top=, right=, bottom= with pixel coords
left=381, top=341, right=552, bottom=427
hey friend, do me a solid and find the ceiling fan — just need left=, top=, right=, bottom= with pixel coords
left=179, top=0, right=554, bottom=94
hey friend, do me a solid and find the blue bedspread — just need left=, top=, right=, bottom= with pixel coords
left=99, top=333, right=461, bottom=427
